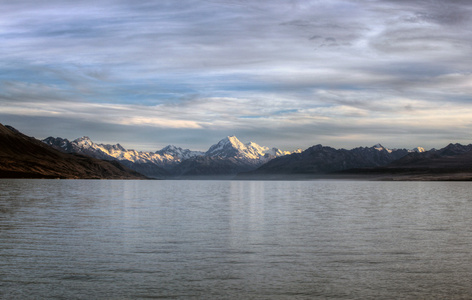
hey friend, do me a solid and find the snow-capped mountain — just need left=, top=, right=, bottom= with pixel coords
left=43, top=135, right=425, bottom=178
left=42, top=135, right=296, bottom=177
left=43, top=136, right=202, bottom=167
left=206, top=136, right=300, bottom=162
left=373, top=143, right=425, bottom=154
left=168, top=136, right=301, bottom=177
left=373, top=143, right=392, bottom=153
left=410, top=146, right=426, bottom=153
left=156, top=145, right=204, bottom=160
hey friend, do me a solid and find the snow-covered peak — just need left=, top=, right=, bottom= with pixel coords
left=246, top=141, right=269, bottom=153
left=373, top=143, right=384, bottom=150
left=224, top=136, right=246, bottom=149
left=43, top=134, right=296, bottom=172
left=157, top=145, right=181, bottom=156
left=99, top=143, right=127, bottom=153
left=410, top=146, right=425, bottom=153
left=160, top=145, right=179, bottom=151
left=157, top=145, right=204, bottom=159
left=42, top=136, right=74, bottom=152
left=372, top=143, right=392, bottom=153
left=206, top=136, right=297, bottom=161
left=245, top=143, right=292, bottom=158
left=206, top=136, right=246, bottom=157
left=74, top=136, right=93, bottom=146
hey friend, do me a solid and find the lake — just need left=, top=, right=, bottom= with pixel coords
left=1, top=179, right=472, bottom=299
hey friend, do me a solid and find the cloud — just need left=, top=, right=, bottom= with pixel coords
left=1, top=0, right=472, bottom=150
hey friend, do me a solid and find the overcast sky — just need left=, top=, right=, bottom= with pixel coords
left=1, top=0, right=472, bottom=151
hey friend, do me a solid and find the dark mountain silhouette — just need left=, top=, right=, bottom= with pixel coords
left=372, top=143, right=472, bottom=179
left=0, top=124, right=146, bottom=179
left=330, top=143, right=472, bottom=180
left=238, top=144, right=411, bottom=178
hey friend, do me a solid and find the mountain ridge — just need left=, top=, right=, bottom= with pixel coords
left=0, top=124, right=146, bottom=179
left=43, top=135, right=300, bottom=177
left=238, top=143, right=415, bottom=178
left=42, top=133, right=431, bottom=178
left=7, top=123, right=472, bottom=180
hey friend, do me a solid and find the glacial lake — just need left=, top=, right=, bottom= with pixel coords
left=1, top=179, right=472, bottom=299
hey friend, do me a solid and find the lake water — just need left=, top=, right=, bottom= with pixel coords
left=1, top=179, right=472, bottom=299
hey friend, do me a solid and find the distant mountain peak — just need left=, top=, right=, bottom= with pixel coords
left=73, top=136, right=94, bottom=147
left=372, top=143, right=393, bottom=153
left=373, top=143, right=386, bottom=150
left=101, top=143, right=126, bottom=152
left=160, top=145, right=179, bottom=151
left=223, top=135, right=244, bottom=146
left=74, top=136, right=92, bottom=142
left=206, top=136, right=245, bottom=157
left=205, top=136, right=296, bottom=162
left=439, top=143, right=472, bottom=156
left=156, top=145, right=204, bottom=159
left=411, top=146, right=425, bottom=153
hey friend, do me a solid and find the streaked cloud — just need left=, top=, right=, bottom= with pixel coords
left=1, top=0, right=472, bottom=151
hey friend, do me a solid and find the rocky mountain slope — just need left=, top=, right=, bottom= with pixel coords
left=244, top=142, right=472, bottom=180
left=372, top=143, right=472, bottom=179
left=321, top=143, right=472, bottom=180
left=43, top=135, right=300, bottom=177
left=0, top=124, right=146, bottom=179
left=43, top=136, right=202, bottom=167
left=10, top=123, right=472, bottom=180
left=205, top=136, right=294, bottom=160
left=43, top=136, right=188, bottom=178
left=171, top=136, right=302, bottom=177
left=238, top=143, right=424, bottom=178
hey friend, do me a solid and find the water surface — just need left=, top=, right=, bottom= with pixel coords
left=1, top=179, right=472, bottom=299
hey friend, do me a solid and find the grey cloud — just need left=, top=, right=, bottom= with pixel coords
left=309, top=35, right=322, bottom=40
left=2, top=0, right=472, bottom=150
left=380, top=0, right=472, bottom=25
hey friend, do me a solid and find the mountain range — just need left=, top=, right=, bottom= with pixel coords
left=43, top=135, right=301, bottom=178
left=0, top=123, right=145, bottom=179
left=237, top=143, right=424, bottom=179
left=239, top=142, right=472, bottom=180
left=363, top=143, right=472, bottom=180
left=41, top=133, right=431, bottom=179
left=3, top=122, right=472, bottom=180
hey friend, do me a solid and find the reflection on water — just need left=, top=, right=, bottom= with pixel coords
left=1, top=179, right=472, bottom=299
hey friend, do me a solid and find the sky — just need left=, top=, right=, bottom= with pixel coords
left=1, top=0, right=472, bottom=152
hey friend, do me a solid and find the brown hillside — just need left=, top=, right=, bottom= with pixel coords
left=0, top=123, right=146, bottom=179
